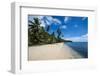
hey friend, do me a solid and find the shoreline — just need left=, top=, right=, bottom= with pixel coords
left=28, top=42, right=82, bottom=61
left=29, top=42, right=64, bottom=47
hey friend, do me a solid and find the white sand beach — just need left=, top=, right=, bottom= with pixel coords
left=28, top=43, right=82, bottom=60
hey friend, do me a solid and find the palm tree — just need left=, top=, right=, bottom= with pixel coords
left=57, top=27, right=62, bottom=40
left=28, top=18, right=41, bottom=45
left=28, top=17, right=64, bottom=46
left=46, top=25, right=50, bottom=32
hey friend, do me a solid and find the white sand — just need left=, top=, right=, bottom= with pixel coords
left=28, top=43, right=82, bottom=60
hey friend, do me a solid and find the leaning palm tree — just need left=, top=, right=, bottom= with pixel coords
left=28, top=17, right=65, bottom=46
left=28, top=17, right=41, bottom=45
left=46, top=25, right=50, bottom=32
left=57, top=27, right=62, bottom=40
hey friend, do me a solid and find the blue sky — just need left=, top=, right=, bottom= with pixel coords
left=28, top=15, right=88, bottom=42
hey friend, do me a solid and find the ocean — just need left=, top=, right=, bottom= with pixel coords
left=65, top=42, right=88, bottom=58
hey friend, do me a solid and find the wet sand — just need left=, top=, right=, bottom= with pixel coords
left=28, top=43, right=82, bottom=60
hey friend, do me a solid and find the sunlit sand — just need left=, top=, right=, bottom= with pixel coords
left=28, top=43, right=82, bottom=60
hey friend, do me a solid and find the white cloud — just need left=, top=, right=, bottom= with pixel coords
left=45, top=16, right=53, bottom=22
left=64, top=17, right=69, bottom=23
left=28, top=16, right=62, bottom=27
left=40, top=20, right=46, bottom=27
left=28, top=16, right=46, bottom=27
left=38, top=16, right=44, bottom=20
left=53, top=18, right=61, bottom=24
left=82, top=17, right=87, bottom=21
left=45, top=20, right=51, bottom=25
left=28, top=16, right=51, bottom=27
left=61, top=25, right=67, bottom=29
left=45, top=16, right=61, bottom=25
left=43, top=16, right=53, bottom=26
left=66, top=34, right=88, bottom=42
left=81, top=34, right=87, bottom=38
left=38, top=16, right=46, bottom=27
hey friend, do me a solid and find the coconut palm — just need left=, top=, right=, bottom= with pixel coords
left=57, top=27, right=62, bottom=40
left=28, top=17, right=67, bottom=46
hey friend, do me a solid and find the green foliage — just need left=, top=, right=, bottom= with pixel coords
left=28, top=17, right=70, bottom=46
left=57, top=27, right=61, bottom=39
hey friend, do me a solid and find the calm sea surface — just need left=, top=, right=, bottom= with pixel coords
left=65, top=42, right=88, bottom=58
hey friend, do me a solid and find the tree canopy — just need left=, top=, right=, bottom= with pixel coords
left=28, top=17, right=71, bottom=46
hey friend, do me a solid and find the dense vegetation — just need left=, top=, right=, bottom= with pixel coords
left=28, top=17, right=71, bottom=46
